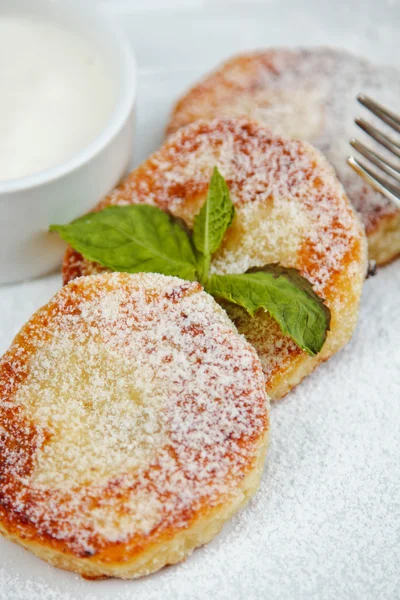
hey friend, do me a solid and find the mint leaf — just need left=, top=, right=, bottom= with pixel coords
left=205, top=265, right=331, bottom=356
left=50, top=205, right=198, bottom=280
left=192, top=166, right=234, bottom=282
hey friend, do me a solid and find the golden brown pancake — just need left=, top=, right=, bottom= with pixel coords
left=166, top=48, right=400, bottom=265
left=62, top=117, right=368, bottom=400
left=0, top=272, right=269, bottom=579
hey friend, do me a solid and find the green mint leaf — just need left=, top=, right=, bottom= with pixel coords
left=50, top=205, right=198, bottom=280
left=205, top=265, right=331, bottom=356
left=192, top=166, right=234, bottom=282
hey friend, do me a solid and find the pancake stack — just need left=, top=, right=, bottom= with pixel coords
left=2, top=46, right=389, bottom=580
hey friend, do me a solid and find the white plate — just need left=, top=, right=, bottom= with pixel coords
left=1, top=1, right=400, bottom=599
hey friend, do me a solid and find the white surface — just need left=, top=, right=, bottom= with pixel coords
left=1, top=0, right=400, bottom=598
left=0, top=0, right=136, bottom=285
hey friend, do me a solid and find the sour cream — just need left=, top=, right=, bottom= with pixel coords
left=0, top=16, right=116, bottom=181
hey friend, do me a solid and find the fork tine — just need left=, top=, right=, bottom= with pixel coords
left=347, top=155, right=400, bottom=208
left=350, top=138, right=400, bottom=183
left=355, top=117, right=400, bottom=158
left=357, top=94, right=400, bottom=134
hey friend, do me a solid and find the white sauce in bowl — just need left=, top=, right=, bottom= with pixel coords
left=0, top=16, right=116, bottom=181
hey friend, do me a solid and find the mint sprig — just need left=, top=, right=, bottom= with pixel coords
left=51, top=167, right=330, bottom=355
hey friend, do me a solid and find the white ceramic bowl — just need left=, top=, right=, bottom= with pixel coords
left=0, top=0, right=136, bottom=285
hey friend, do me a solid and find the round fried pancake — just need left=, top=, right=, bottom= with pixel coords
left=166, top=47, right=400, bottom=265
left=0, top=272, right=269, bottom=579
left=63, top=118, right=368, bottom=401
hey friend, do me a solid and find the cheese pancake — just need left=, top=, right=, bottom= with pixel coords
left=0, top=272, right=269, bottom=579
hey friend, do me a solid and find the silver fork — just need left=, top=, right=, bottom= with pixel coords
left=347, top=94, right=400, bottom=209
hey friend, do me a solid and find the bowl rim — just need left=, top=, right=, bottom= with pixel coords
left=0, top=2, right=136, bottom=196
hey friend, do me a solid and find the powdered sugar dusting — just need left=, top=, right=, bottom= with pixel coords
left=0, top=272, right=268, bottom=554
